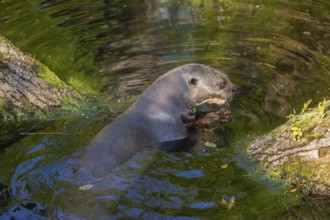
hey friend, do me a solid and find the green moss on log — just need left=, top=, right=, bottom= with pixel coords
left=248, top=100, right=330, bottom=197
left=0, top=35, right=83, bottom=119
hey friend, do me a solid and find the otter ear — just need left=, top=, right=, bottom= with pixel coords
left=189, top=78, right=198, bottom=87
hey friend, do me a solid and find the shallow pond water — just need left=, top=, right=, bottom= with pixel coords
left=1, top=0, right=330, bottom=219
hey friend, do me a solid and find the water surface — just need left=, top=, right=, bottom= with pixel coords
left=1, top=0, right=330, bottom=219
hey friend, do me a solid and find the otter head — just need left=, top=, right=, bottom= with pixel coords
left=183, top=64, right=236, bottom=107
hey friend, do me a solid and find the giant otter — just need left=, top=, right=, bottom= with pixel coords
left=79, top=64, right=236, bottom=177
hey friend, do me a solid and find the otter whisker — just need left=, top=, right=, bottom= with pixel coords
left=224, top=101, right=230, bottom=110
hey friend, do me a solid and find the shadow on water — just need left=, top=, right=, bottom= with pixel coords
left=1, top=0, right=330, bottom=219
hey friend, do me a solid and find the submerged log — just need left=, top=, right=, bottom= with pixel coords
left=0, top=35, right=80, bottom=119
left=248, top=100, right=330, bottom=197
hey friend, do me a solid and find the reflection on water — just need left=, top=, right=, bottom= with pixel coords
left=1, top=0, right=330, bottom=219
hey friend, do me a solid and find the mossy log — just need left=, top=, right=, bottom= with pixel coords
left=0, top=35, right=80, bottom=119
left=248, top=101, right=330, bottom=197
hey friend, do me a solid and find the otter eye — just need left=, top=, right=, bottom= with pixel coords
left=219, top=81, right=227, bottom=89
left=189, top=78, right=198, bottom=87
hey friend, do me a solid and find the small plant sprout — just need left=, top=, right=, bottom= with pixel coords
left=317, top=99, right=327, bottom=120
left=291, top=127, right=302, bottom=141
left=301, top=99, right=312, bottom=114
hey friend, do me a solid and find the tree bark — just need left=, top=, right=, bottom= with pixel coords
left=0, top=35, right=80, bottom=119
left=248, top=101, right=330, bottom=197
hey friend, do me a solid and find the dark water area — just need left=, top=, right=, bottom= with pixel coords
left=1, top=0, right=330, bottom=219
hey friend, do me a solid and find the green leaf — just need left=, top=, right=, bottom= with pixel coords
left=301, top=99, right=312, bottom=114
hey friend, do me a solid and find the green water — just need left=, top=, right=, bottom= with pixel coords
left=1, top=0, right=330, bottom=219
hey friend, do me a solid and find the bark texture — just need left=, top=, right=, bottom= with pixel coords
left=0, top=35, right=79, bottom=119
left=248, top=101, right=330, bottom=197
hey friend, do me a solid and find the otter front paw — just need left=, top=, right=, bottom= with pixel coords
left=181, top=108, right=197, bottom=127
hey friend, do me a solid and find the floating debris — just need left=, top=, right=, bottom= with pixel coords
left=220, top=195, right=235, bottom=209
left=78, top=184, right=93, bottom=190
left=220, top=163, right=229, bottom=169
left=205, top=141, right=217, bottom=148
left=289, top=188, right=297, bottom=193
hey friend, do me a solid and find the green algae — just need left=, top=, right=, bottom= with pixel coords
left=35, top=63, right=68, bottom=89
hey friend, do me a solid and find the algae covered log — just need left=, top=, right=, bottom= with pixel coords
left=248, top=100, right=330, bottom=197
left=0, top=35, right=80, bottom=119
